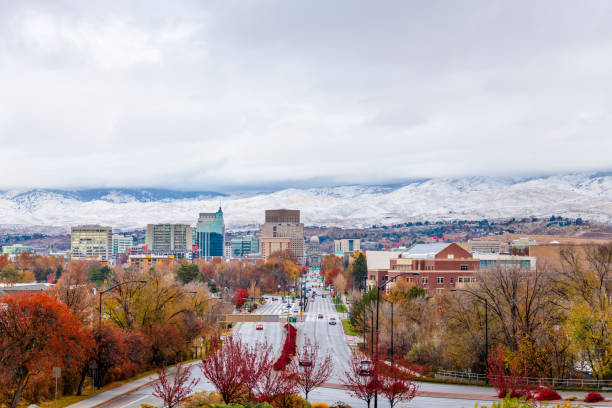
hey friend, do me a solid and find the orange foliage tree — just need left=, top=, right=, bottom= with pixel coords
left=0, top=292, right=93, bottom=408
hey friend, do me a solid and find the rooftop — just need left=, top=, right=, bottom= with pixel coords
left=401, top=243, right=451, bottom=259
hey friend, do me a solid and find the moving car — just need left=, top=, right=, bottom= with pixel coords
left=328, top=316, right=337, bottom=325
left=318, top=313, right=324, bottom=319
left=256, top=324, right=263, bottom=330
left=358, top=360, right=374, bottom=376
left=299, top=354, right=312, bottom=366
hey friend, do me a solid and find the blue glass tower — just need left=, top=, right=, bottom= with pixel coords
left=196, top=207, right=225, bottom=259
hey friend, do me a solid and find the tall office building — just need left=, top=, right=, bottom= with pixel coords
left=112, top=234, right=134, bottom=255
left=71, top=225, right=112, bottom=260
left=260, top=209, right=304, bottom=264
left=196, top=207, right=225, bottom=259
left=231, top=237, right=260, bottom=258
left=145, top=224, right=193, bottom=254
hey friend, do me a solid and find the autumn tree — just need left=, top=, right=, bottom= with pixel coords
left=0, top=293, right=93, bottom=408
left=233, top=288, right=249, bottom=308
left=332, top=273, right=347, bottom=297
left=48, top=261, right=95, bottom=324
left=342, top=359, right=380, bottom=408
left=153, top=363, right=200, bottom=408
left=288, top=339, right=334, bottom=400
left=93, top=324, right=128, bottom=388
left=379, top=363, right=419, bottom=408
left=200, top=336, right=261, bottom=404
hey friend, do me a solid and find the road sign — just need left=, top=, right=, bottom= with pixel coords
left=53, top=367, right=61, bottom=378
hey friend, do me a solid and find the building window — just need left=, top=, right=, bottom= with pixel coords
left=421, top=277, right=428, bottom=285
left=370, top=275, right=375, bottom=280
left=436, top=288, right=444, bottom=294
left=437, top=277, right=444, bottom=284
left=407, top=277, right=413, bottom=282
left=450, top=277, right=454, bottom=284
left=460, top=265, right=469, bottom=270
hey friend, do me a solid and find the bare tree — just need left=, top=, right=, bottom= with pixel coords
left=153, top=363, right=200, bottom=408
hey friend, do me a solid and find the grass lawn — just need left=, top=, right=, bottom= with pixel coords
left=342, top=319, right=360, bottom=336
left=333, top=297, right=349, bottom=313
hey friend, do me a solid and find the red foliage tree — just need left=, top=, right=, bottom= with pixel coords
left=273, top=324, right=297, bottom=370
left=0, top=292, right=93, bottom=408
left=200, top=335, right=269, bottom=404
left=147, top=323, right=186, bottom=366
left=255, top=368, right=297, bottom=403
left=325, top=267, right=342, bottom=286
left=93, top=324, right=128, bottom=388
left=584, top=392, right=604, bottom=403
left=486, top=345, right=533, bottom=399
left=379, top=364, right=419, bottom=408
left=233, top=288, right=249, bottom=308
left=342, top=359, right=380, bottom=408
left=287, top=339, right=334, bottom=400
left=152, top=363, right=200, bottom=408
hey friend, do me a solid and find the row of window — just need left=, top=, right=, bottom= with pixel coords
left=372, top=275, right=475, bottom=285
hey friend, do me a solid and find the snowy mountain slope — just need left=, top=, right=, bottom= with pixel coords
left=0, top=174, right=611, bottom=231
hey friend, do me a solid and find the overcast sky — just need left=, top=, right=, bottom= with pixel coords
left=1, top=1, right=611, bottom=190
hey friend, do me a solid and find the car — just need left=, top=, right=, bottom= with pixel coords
left=293, top=309, right=299, bottom=313
left=272, top=297, right=278, bottom=301
left=256, top=324, right=263, bottom=330
left=321, top=294, right=326, bottom=298
left=329, top=317, right=337, bottom=325
left=318, top=313, right=324, bottom=319
left=299, top=354, right=312, bottom=366
left=358, top=360, right=374, bottom=376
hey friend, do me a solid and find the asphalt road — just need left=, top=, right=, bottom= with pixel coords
left=94, top=273, right=503, bottom=407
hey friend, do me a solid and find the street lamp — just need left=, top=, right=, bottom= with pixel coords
left=374, top=272, right=420, bottom=408
left=450, top=288, right=489, bottom=378
left=98, top=280, right=147, bottom=328
left=382, top=297, right=395, bottom=367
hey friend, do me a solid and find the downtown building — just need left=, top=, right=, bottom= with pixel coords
left=112, top=234, right=134, bottom=255
left=145, top=224, right=193, bottom=256
left=196, top=207, right=225, bottom=260
left=260, top=209, right=304, bottom=264
left=71, top=225, right=113, bottom=260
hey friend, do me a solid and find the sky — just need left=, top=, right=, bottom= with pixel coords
left=1, top=0, right=612, bottom=190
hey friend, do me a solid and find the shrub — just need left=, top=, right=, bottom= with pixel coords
left=565, top=395, right=578, bottom=401
left=311, top=403, right=329, bottom=408
left=534, top=387, right=561, bottom=401
left=141, top=405, right=157, bottom=408
left=273, top=324, right=297, bottom=370
left=180, top=391, right=224, bottom=407
left=330, top=402, right=351, bottom=408
left=272, top=394, right=307, bottom=408
left=584, top=392, right=604, bottom=403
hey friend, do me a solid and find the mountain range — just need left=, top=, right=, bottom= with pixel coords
left=1, top=173, right=611, bottom=232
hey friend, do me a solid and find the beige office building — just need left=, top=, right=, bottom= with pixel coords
left=260, top=209, right=304, bottom=264
left=260, top=237, right=292, bottom=260
left=334, top=238, right=361, bottom=254
left=468, top=240, right=501, bottom=254
left=71, top=225, right=112, bottom=260
left=145, top=224, right=193, bottom=254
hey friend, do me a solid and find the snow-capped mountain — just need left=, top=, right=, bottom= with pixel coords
left=1, top=173, right=611, bottom=231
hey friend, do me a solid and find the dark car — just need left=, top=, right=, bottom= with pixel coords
left=318, top=313, right=324, bottom=319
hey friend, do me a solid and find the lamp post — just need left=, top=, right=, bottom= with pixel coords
left=382, top=297, right=394, bottom=366
left=450, top=288, right=489, bottom=378
left=374, top=272, right=420, bottom=408
left=98, top=280, right=147, bottom=328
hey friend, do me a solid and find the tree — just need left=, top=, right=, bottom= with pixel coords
left=93, top=324, right=128, bottom=388
left=199, top=335, right=260, bottom=404
left=153, top=363, right=200, bottom=408
left=255, top=368, right=296, bottom=403
left=0, top=292, right=93, bottom=408
left=379, top=364, right=418, bottom=408
left=48, top=261, right=95, bottom=324
left=288, top=339, right=334, bottom=400
left=486, top=345, right=533, bottom=399
left=332, top=273, right=347, bottom=297
left=342, top=359, right=379, bottom=408
left=233, top=288, right=249, bottom=308
left=177, top=264, right=200, bottom=284
left=352, top=253, right=368, bottom=290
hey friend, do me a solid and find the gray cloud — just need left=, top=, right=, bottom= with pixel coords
left=0, top=0, right=611, bottom=190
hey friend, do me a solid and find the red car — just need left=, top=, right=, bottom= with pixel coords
left=256, top=324, right=263, bottom=330
left=358, top=360, right=374, bottom=376
left=318, top=313, right=324, bottom=319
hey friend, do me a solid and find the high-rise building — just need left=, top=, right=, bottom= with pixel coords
left=145, top=224, right=193, bottom=254
left=112, top=234, right=134, bottom=255
left=71, top=225, right=112, bottom=260
left=260, top=209, right=304, bottom=264
left=468, top=240, right=501, bottom=254
left=334, top=238, right=361, bottom=255
left=231, top=237, right=260, bottom=258
left=196, top=207, right=225, bottom=259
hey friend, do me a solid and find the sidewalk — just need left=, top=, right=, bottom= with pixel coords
left=66, top=362, right=198, bottom=408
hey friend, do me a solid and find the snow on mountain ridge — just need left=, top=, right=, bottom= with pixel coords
left=0, top=174, right=611, bottom=231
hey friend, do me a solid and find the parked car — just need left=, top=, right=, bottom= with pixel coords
left=318, top=313, right=324, bottom=319
left=358, top=360, right=373, bottom=376
left=329, top=316, right=337, bottom=325
left=256, top=324, right=263, bottom=330
left=272, top=298, right=278, bottom=301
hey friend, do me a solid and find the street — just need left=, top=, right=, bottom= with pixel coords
left=93, top=273, right=500, bottom=407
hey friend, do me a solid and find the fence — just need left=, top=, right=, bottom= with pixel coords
left=435, top=370, right=612, bottom=390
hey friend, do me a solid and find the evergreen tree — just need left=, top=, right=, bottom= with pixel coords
left=176, top=263, right=199, bottom=284
left=352, top=253, right=368, bottom=290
